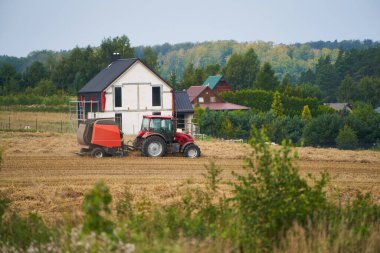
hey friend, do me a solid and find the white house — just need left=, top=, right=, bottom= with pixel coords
left=77, top=58, right=174, bottom=134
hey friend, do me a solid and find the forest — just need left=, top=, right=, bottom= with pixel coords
left=0, top=36, right=379, bottom=149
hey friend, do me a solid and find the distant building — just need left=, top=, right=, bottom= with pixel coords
left=324, top=103, right=353, bottom=113
left=187, top=86, right=249, bottom=111
left=203, top=75, right=233, bottom=94
left=187, top=86, right=223, bottom=104
left=174, top=91, right=194, bottom=133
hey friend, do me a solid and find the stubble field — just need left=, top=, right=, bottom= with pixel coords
left=1, top=129, right=380, bottom=222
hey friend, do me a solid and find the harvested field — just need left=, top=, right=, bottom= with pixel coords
left=1, top=131, right=380, bottom=221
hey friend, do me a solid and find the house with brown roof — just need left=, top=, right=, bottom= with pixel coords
left=187, top=86, right=249, bottom=111
left=203, top=75, right=233, bottom=94
left=324, top=103, right=353, bottom=113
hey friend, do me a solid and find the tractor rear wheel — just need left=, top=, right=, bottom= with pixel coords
left=142, top=136, right=166, bottom=157
left=91, top=147, right=105, bottom=158
left=183, top=144, right=201, bottom=158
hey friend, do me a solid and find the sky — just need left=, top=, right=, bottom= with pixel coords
left=0, top=0, right=379, bottom=57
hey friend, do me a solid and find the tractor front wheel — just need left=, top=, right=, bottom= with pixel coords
left=91, top=147, right=105, bottom=158
left=142, top=136, right=166, bottom=157
left=183, top=144, right=201, bottom=158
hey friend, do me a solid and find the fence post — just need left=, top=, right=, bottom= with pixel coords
left=8, top=116, right=10, bottom=129
left=61, top=120, right=63, bottom=133
left=35, top=118, right=38, bottom=131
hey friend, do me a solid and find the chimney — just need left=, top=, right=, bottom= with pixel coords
left=110, top=52, right=121, bottom=63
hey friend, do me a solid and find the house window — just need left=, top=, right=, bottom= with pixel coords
left=115, top=87, right=122, bottom=107
left=210, top=97, right=216, bottom=103
left=153, top=112, right=161, bottom=115
left=152, top=86, right=161, bottom=106
left=198, top=97, right=204, bottom=103
left=115, top=113, right=122, bottom=130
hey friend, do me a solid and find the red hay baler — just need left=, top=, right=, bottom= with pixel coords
left=77, top=115, right=201, bottom=158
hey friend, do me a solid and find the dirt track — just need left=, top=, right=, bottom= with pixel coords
left=1, top=131, right=380, bottom=220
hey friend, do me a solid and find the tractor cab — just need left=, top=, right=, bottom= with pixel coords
left=139, top=115, right=174, bottom=142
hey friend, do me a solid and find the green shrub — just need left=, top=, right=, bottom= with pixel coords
left=301, top=105, right=312, bottom=123
left=303, top=113, right=344, bottom=147
left=266, top=115, right=305, bottom=144
left=221, top=89, right=319, bottom=116
left=0, top=195, right=54, bottom=250
left=231, top=127, right=329, bottom=251
left=336, top=125, right=359, bottom=150
left=82, top=181, right=115, bottom=236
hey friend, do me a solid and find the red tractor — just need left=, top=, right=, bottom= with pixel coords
left=77, top=115, right=201, bottom=158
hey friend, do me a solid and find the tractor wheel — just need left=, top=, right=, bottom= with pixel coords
left=183, top=144, right=201, bottom=158
left=142, top=136, right=166, bottom=157
left=91, top=147, right=105, bottom=158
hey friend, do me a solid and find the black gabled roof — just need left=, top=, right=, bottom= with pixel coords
left=78, top=58, right=138, bottom=94
left=174, top=91, right=194, bottom=113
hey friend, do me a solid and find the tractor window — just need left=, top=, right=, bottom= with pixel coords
left=161, top=119, right=172, bottom=132
left=141, top=118, right=149, bottom=131
left=150, top=118, right=161, bottom=132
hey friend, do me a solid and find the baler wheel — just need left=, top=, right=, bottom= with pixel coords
left=142, top=136, right=166, bottom=157
left=91, top=147, right=105, bottom=158
left=183, top=144, right=201, bottom=158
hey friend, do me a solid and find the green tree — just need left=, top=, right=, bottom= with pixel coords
left=204, top=64, right=221, bottom=76
left=0, top=63, right=21, bottom=95
left=142, top=46, right=158, bottom=71
left=301, top=105, right=312, bottom=123
left=99, top=35, right=134, bottom=65
left=298, top=69, right=316, bottom=84
left=315, top=56, right=339, bottom=102
left=33, top=79, right=56, bottom=96
left=24, top=61, right=48, bottom=88
left=357, top=76, right=380, bottom=107
left=179, top=63, right=196, bottom=90
left=169, top=71, right=177, bottom=89
left=193, top=105, right=205, bottom=128
left=337, top=75, right=356, bottom=102
left=303, top=113, right=344, bottom=147
left=221, top=117, right=234, bottom=138
left=255, top=62, right=279, bottom=90
left=271, top=91, right=284, bottom=117
left=336, top=125, right=359, bottom=150
left=223, top=48, right=260, bottom=90
left=281, top=73, right=291, bottom=87
left=223, top=53, right=244, bottom=89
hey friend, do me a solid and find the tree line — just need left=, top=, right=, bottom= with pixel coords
left=0, top=35, right=158, bottom=97
left=0, top=37, right=379, bottom=98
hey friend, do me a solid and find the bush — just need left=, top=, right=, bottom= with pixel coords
left=221, top=89, right=319, bottom=116
left=336, top=125, right=359, bottom=150
left=303, top=113, right=344, bottom=147
left=266, top=115, right=305, bottom=144
left=82, top=181, right=115, bottom=236
left=231, top=128, right=329, bottom=250
left=0, top=195, right=54, bottom=250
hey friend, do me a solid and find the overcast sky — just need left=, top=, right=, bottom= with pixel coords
left=1, top=0, right=379, bottom=57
